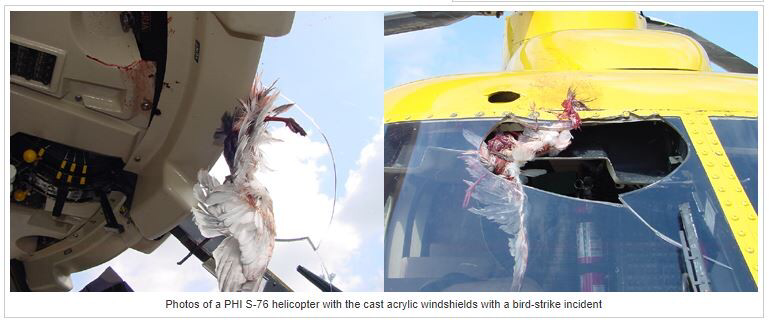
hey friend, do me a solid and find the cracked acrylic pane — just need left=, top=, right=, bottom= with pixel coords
left=384, top=117, right=756, bottom=292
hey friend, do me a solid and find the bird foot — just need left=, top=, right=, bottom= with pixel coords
left=265, top=116, right=307, bottom=136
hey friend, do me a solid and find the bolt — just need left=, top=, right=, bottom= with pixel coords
left=133, top=156, right=141, bottom=162
left=141, top=100, right=152, bottom=111
left=64, top=248, right=72, bottom=255
left=74, top=95, right=83, bottom=102
left=475, top=111, right=484, bottom=117
left=450, top=113, right=458, bottom=117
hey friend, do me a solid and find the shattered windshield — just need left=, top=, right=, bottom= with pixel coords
left=384, top=118, right=756, bottom=292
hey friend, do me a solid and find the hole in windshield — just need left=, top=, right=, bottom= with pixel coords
left=484, top=120, right=690, bottom=203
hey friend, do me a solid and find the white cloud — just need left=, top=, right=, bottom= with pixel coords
left=70, top=123, right=384, bottom=293
left=262, top=124, right=384, bottom=292
left=71, top=236, right=216, bottom=292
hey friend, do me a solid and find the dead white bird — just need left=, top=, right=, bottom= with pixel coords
left=461, top=88, right=586, bottom=291
left=192, top=79, right=306, bottom=292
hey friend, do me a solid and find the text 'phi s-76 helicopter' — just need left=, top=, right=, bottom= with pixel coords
left=384, top=11, right=757, bottom=292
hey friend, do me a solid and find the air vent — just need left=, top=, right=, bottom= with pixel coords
left=10, top=43, right=57, bottom=85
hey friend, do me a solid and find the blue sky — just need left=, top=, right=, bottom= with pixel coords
left=385, top=11, right=758, bottom=89
left=71, top=11, right=383, bottom=292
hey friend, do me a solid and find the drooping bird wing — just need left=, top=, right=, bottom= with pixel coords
left=192, top=170, right=274, bottom=291
left=460, top=132, right=529, bottom=292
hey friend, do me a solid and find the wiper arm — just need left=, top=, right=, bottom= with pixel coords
left=678, top=203, right=712, bottom=292
left=297, top=265, right=342, bottom=292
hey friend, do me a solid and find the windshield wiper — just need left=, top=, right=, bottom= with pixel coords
left=297, top=265, right=342, bottom=292
left=678, top=203, right=712, bottom=292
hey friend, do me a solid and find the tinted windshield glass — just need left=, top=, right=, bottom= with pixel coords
left=384, top=118, right=755, bottom=292
left=710, top=118, right=758, bottom=213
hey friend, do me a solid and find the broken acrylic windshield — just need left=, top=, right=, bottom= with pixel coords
left=384, top=117, right=756, bottom=292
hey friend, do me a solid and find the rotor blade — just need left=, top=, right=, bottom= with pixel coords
left=385, top=11, right=501, bottom=36
left=645, top=17, right=757, bottom=74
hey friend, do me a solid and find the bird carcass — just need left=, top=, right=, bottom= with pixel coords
left=460, top=88, right=587, bottom=291
left=191, top=79, right=306, bottom=292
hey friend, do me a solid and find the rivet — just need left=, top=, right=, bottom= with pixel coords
left=450, top=113, right=458, bottom=117
left=725, top=200, right=732, bottom=206
left=404, top=115, right=411, bottom=120
left=693, top=130, right=699, bottom=134
left=722, top=161, right=729, bottom=167
left=715, top=151, right=723, bottom=156
left=426, top=114, right=433, bottom=119
left=702, top=151, right=709, bottom=156
left=711, top=140, right=718, bottom=145
left=729, top=174, right=736, bottom=180
left=738, top=230, right=745, bottom=237
left=707, top=130, right=713, bottom=134
left=64, top=248, right=72, bottom=255
left=622, top=111, right=630, bottom=118
left=712, top=174, right=719, bottom=179
left=141, top=100, right=152, bottom=111
left=742, top=201, right=749, bottom=207
left=385, top=119, right=390, bottom=123
left=736, top=187, right=742, bottom=192
left=134, top=156, right=142, bottom=162
left=718, top=187, right=725, bottom=192
left=74, top=95, right=83, bottom=102
left=475, top=111, right=484, bottom=117
left=746, top=247, right=754, bottom=254
left=748, top=214, right=756, bottom=221
left=731, top=215, right=739, bottom=221
left=592, top=113, right=600, bottom=118
left=706, top=162, right=713, bottom=167
left=697, top=140, right=704, bottom=144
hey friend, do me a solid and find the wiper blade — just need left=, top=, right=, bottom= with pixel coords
left=297, top=265, right=342, bottom=292
left=678, top=203, right=712, bottom=292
